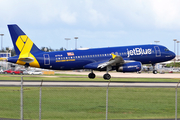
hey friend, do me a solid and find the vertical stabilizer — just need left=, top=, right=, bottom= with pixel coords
left=8, top=24, right=42, bottom=55
left=8, top=24, right=42, bottom=68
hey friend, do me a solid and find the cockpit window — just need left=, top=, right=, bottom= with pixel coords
left=164, top=48, right=170, bottom=51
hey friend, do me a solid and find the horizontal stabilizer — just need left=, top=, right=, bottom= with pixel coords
left=18, top=57, right=34, bottom=63
left=0, top=58, right=7, bottom=61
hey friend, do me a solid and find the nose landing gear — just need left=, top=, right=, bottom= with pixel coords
left=152, top=64, right=157, bottom=74
left=153, top=70, right=157, bottom=74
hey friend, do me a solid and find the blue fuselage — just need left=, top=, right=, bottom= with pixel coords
left=8, top=44, right=175, bottom=70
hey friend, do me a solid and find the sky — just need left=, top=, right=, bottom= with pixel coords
left=0, top=0, right=180, bottom=54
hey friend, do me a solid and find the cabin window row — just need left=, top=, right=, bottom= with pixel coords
left=56, top=53, right=111, bottom=60
left=56, top=52, right=127, bottom=60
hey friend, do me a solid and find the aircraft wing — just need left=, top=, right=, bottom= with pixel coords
left=84, top=54, right=124, bottom=70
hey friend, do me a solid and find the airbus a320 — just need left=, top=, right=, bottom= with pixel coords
left=7, top=24, right=176, bottom=80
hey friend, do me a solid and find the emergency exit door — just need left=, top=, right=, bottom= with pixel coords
left=43, top=54, right=50, bottom=65
left=154, top=46, right=161, bottom=57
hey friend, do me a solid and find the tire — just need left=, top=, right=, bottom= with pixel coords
left=103, top=73, right=111, bottom=80
left=88, top=73, right=96, bottom=79
left=153, top=70, right=157, bottom=74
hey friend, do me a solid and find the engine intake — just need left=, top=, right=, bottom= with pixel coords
left=116, top=62, right=142, bottom=72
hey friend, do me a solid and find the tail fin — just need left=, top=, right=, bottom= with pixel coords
left=8, top=24, right=42, bottom=55
left=8, top=24, right=42, bottom=68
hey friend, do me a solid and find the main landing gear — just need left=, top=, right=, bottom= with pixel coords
left=103, top=73, right=111, bottom=80
left=103, top=66, right=112, bottom=80
left=88, top=66, right=112, bottom=80
left=88, top=72, right=96, bottom=79
left=88, top=71, right=111, bottom=80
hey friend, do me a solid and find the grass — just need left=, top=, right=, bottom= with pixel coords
left=0, top=73, right=180, bottom=82
left=0, top=87, right=180, bottom=120
left=0, top=74, right=180, bottom=119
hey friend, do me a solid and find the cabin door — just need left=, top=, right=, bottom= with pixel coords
left=43, top=54, right=50, bottom=65
left=154, top=46, right=161, bottom=57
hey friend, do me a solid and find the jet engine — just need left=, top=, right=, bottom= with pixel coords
left=116, top=61, right=142, bottom=72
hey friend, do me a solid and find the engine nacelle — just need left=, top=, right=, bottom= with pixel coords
left=116, top=62, right=142, bottom=72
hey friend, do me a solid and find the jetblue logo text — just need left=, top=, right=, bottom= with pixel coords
left=127, top=48, right=152, bottom=57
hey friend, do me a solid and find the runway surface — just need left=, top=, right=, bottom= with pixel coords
left=56, top=71, right=180, bottom=78
left=0, top=80, right=179, bottom=88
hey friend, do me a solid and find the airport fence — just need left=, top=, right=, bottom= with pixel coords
left=0, top=80, right=180, bottom=120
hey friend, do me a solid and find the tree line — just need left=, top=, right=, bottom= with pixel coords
left=0, top=47, right=66, bottom=56
left=166, top=62, right=180, bottom=67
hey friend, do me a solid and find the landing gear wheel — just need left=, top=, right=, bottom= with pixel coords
left=153, top=70, right=157, bottom=74
left=88, top=73, right=96, bottom=79
left=103, top=73, right=111, bottom=80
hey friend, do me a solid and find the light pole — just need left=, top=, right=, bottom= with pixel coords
left=0, top=34, right=4, bottom=51
left=8, top=47, right=12, bottom=57
left=74, top=37, right=78, bottom=50
left=65, top=38, right=71, bottom=50
left=177, top=41, right=179, bottom=61
left=154, top=41, right=160, bottom=44
left=173, top=39, right=177, bottom=67
left=44, top=47, right=47, bottom=52
left=6, top=49, right=8, bottom=70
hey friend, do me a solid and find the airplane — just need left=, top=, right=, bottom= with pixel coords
left=7, top=24, right=176, bottom=80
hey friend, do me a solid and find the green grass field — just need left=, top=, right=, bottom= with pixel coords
left=0, top=87, right=180, bottom=120
left=0, top=73, right=180, bottom=82
left=0, top=74, right=180, bottom=120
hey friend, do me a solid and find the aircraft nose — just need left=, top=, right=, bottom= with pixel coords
left=171, top=51, right=176, bottom=59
